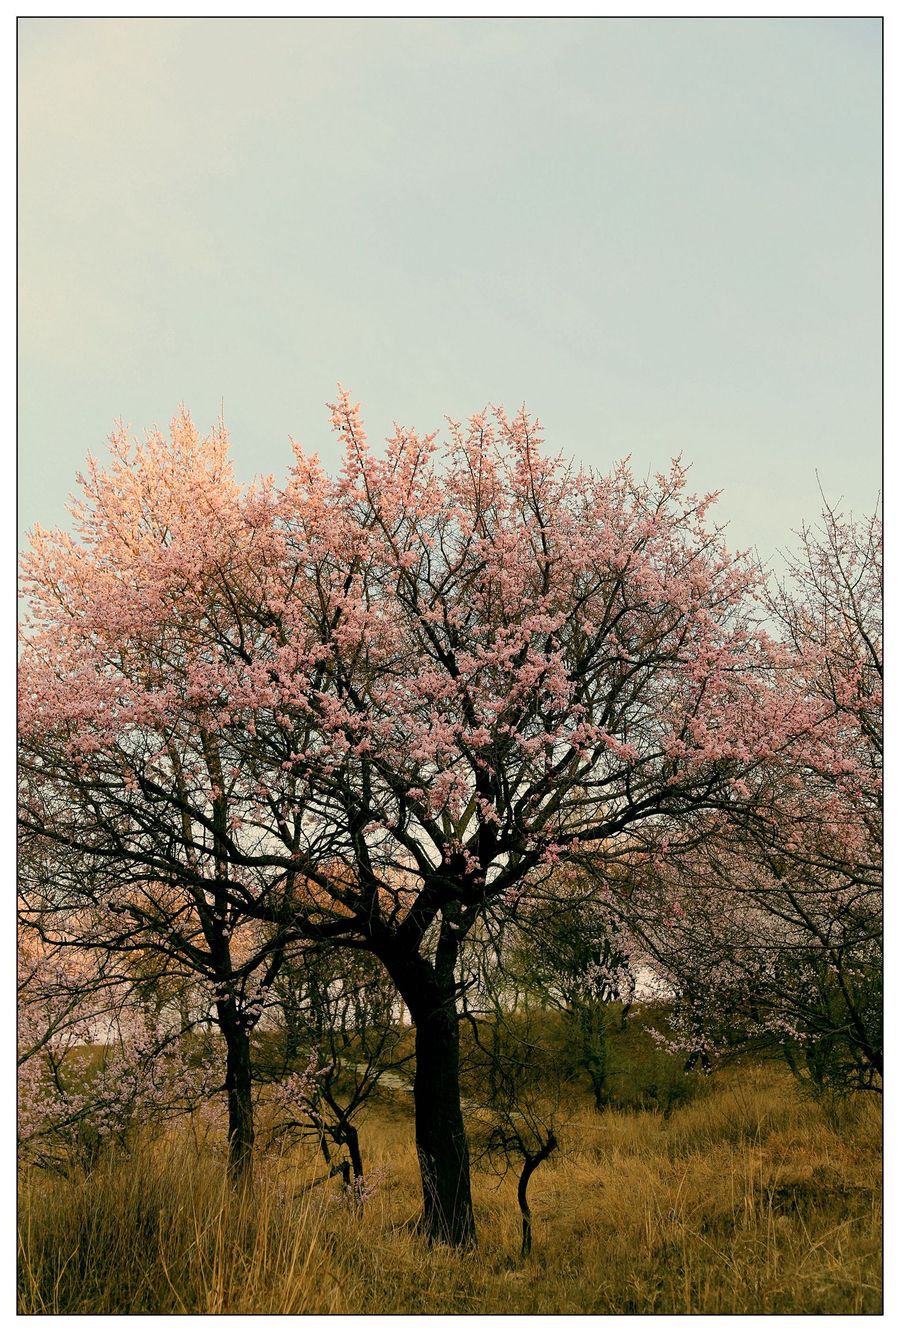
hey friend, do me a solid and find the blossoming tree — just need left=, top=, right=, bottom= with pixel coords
left=18, top=418, right=311, bottom=1184
left=20, top=395, right=801, bottom=1243
left=622, top=504, right=882, bottom=1091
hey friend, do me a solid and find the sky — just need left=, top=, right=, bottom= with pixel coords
left=18, top=17, right=882, bottom=564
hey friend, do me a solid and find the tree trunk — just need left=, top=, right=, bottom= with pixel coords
left=376, top=918, right=477, bottom=1247
left=345, top=1123, right=364, bottom=1182
left=221, top=1015, right=254, bottom=1186
left=577, top=1001, right=609, bottom=1111
left=412, top=993, right=476, bottom=1247
left=517, top=1131, right=557, bottom=1260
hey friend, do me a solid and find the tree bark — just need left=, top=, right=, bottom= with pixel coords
left=376, top=911, right=477, bottom=1247
left=345, top=1122, right=364, bottom=1183
left=220, top=1011, right=255, bottom=1186
left=412, top=994, right=476, bottom=1247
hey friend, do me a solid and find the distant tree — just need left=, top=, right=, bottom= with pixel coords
left=20, top=396, right=801, bottom=1243
left=623, top=503, right=882, bottom=1094
left=266, top=943, right=409, bottom=1196
left=501, top=888, right=635, bottom=1112
left=19, top=813, right=291, bottom=1186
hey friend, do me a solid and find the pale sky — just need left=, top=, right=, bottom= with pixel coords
left=18, top=17, right=881, bottom=562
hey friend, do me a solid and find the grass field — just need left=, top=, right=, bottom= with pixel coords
left=18, top=1061, right=881, bottom=1315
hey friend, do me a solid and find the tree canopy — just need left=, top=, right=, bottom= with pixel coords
left=18, top=395, right=880, bottom=1243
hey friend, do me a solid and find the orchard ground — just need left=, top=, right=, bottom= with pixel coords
left=18, top=1056, right=881, bottom=1316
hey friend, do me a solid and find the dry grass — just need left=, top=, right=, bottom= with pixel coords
left=18, top=1063, right=881, bottom=1315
